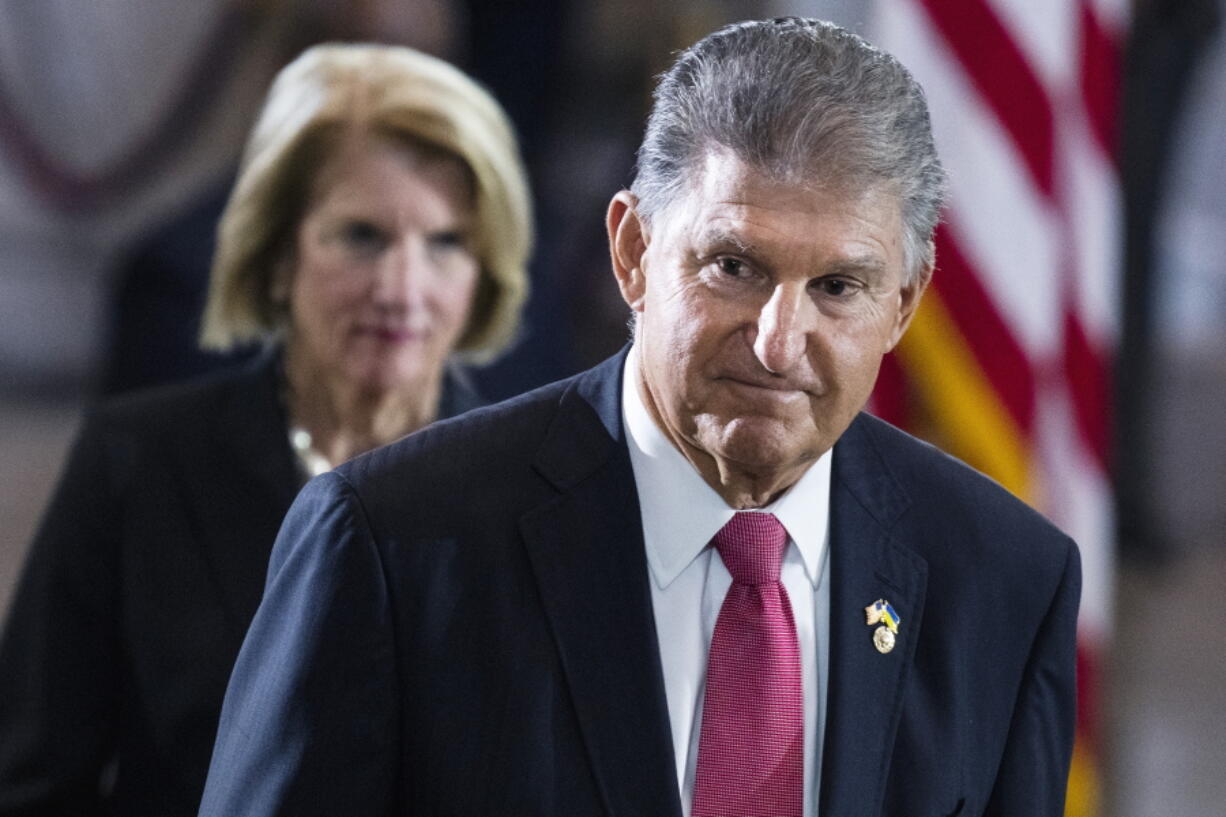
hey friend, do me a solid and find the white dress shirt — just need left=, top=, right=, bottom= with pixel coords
left=621, top=348, right=832, bottom=817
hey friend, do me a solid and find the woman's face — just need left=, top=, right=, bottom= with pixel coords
left=283, top=135, right=480, bottom=396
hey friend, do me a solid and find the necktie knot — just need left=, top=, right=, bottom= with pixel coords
left=712, top=512, right=788, bottom=585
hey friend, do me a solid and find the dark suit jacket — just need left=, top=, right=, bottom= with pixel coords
left=0, top=353, right=482, bottom=817
left=199, top=349, right=1079, bottom=817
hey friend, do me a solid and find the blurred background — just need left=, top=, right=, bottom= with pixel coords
left=0, top=1, right=1221, bottom=815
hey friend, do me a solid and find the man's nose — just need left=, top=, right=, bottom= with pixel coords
left=752, top=284, right=811, bottom=374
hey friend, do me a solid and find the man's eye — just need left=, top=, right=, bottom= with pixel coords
left=815, top=277, right=857, bottom=297
left=716, top=257, right=749, bottom=277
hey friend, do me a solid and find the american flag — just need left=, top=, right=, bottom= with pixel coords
left=869, top=1, right=1127, bottom=814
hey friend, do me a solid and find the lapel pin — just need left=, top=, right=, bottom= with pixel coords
left=865, top=599, right=900, bottom=654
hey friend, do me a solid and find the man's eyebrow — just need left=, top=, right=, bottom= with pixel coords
left=694, top=228, right=758, bottom=255
left=824, top=256, right=890, bottom=278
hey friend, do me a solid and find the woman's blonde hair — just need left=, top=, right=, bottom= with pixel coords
left=200, top=43, right=533, bottom=362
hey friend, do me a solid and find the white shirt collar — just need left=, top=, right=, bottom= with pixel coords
left=622, top=345, right=831, bottom=591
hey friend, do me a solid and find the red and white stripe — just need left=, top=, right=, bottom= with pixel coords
left=870, top=2, right=1126, bottom=813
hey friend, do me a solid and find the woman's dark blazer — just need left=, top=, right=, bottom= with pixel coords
left=0, top=352, right=482, bottom=817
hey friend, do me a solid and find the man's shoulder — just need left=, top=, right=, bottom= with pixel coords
left=845, top=413, right=1075, bottom=565
left=353, top=372, right=577, bottom=475
left=333, top=355, right=624, bottom=523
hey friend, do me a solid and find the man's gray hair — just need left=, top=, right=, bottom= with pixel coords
left=631, top=17, right=947, bottom=284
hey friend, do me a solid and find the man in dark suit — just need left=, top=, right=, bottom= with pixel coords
left=199, top=18, right=1079, bottom=817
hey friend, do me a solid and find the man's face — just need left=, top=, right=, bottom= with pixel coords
left=610, top=150, right=928, bottom=502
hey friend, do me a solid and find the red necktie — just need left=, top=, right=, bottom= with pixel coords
left=692, top=512, right=804, bottom=817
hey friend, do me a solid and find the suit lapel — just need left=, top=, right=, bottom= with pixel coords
left=820, top=416, right=928, bottom=817
left=519, top=350, right=682, bottom=817
left=203, top=353, right=301, bottom=638
left=219, top=352, right=300, bottom=503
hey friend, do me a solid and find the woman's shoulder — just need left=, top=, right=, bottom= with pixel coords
left=90, top=352, right=279, bottom=435
left=59, top=351, right=292, bottom=505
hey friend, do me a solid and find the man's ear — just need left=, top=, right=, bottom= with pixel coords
left=607, top=190, right=649, bottom=312
left=885, top=258, right=933, bottom=352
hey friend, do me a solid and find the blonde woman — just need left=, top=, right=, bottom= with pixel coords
left=0, top=44, right=532, bottom=817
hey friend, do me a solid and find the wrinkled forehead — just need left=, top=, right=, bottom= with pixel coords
left=637, top=155, right=905, bottom=294
left=665, top=143, right=894, bottom=203
left=661, top=147, right=906, bottom=238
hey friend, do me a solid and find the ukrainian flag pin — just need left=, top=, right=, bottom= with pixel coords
left=865, top=599, right=900, bottom=654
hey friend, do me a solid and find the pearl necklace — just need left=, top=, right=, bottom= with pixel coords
left=288, top=426, right=333, bottom=478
